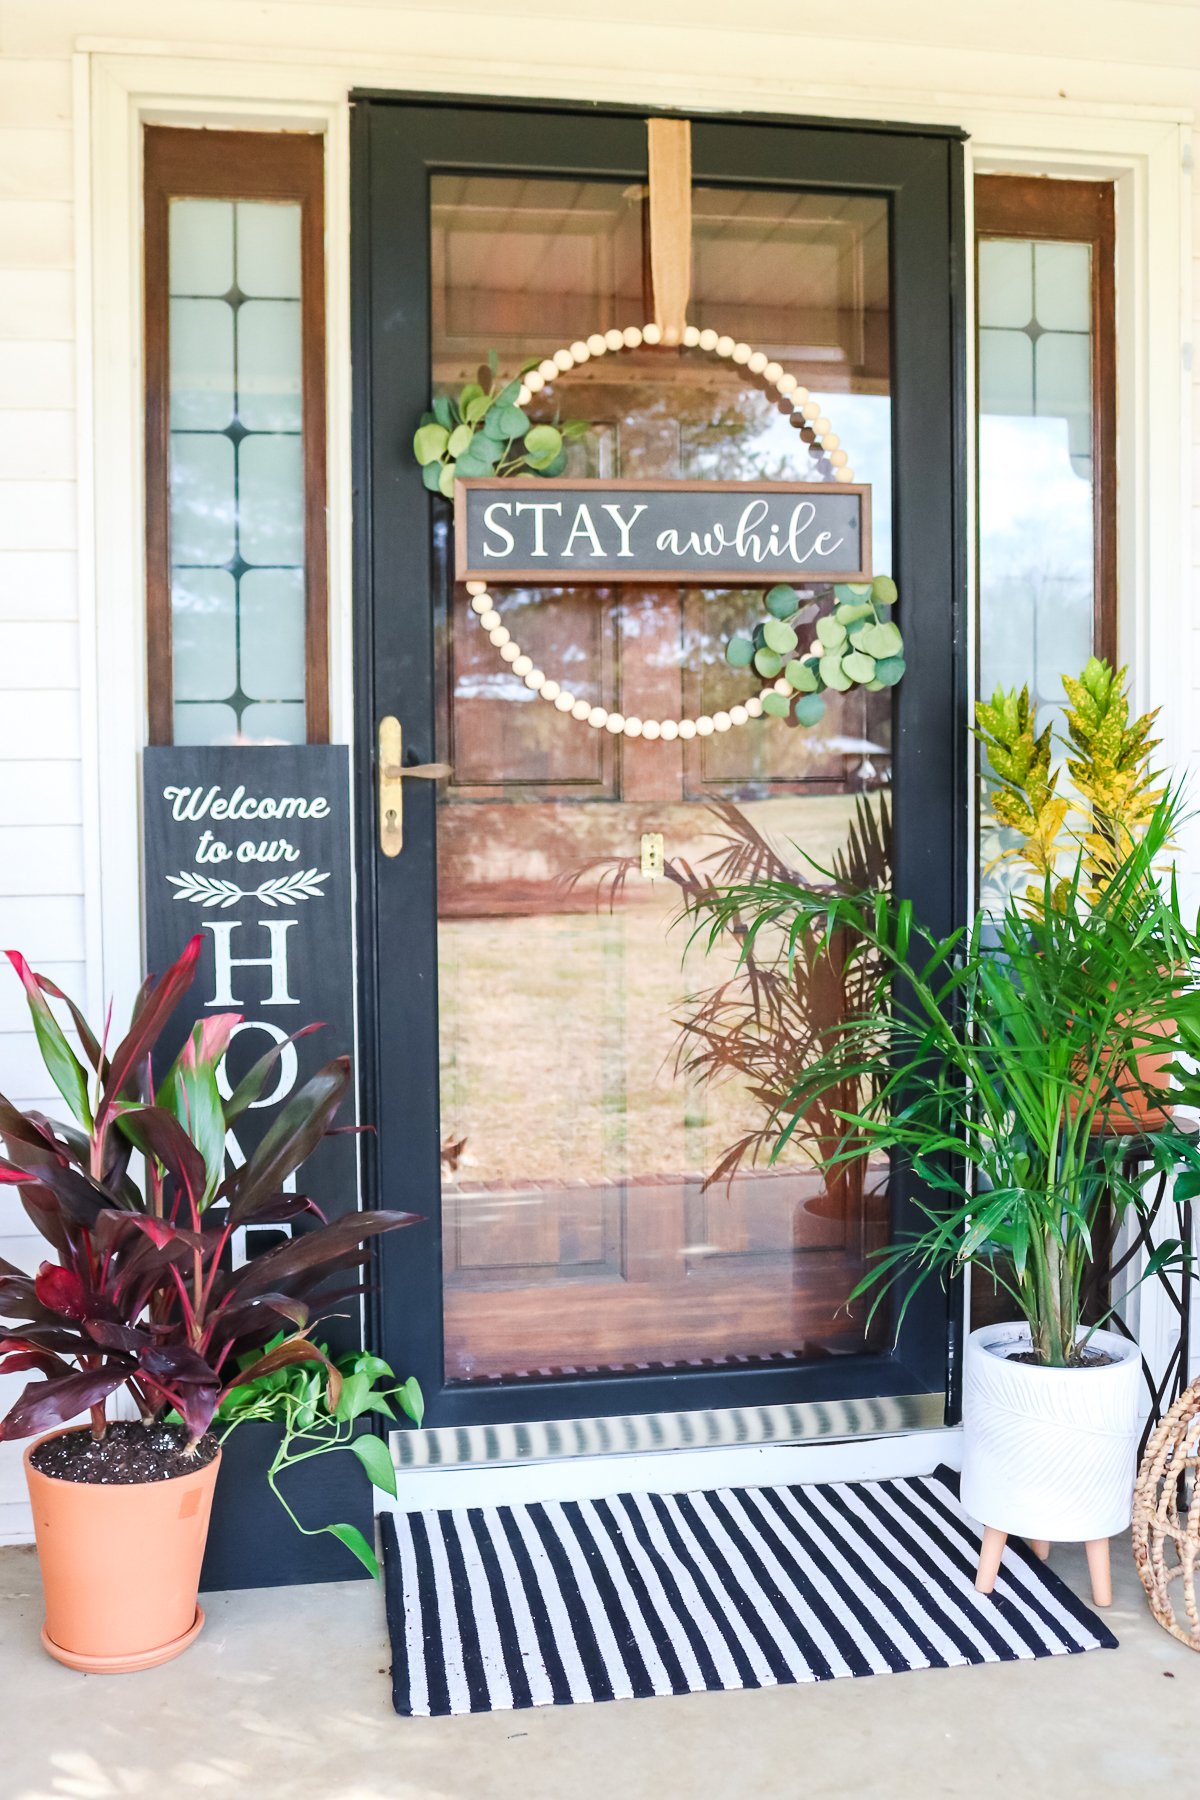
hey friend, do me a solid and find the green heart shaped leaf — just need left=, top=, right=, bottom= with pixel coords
left=438, top=461, right=457, bottom=499
left=496, top=404, right=529, bottom=438
left=872, top=574, right=898, bottom=606
left=413, top=423, right=449, bottom=466
left=762, top=618, right=798, bottom=655
left=726, top=635, right=755, bottom=669
left=784, top=659, right=820, bottom=693
left=794, top=693, right=827, bottom=727
left=842, top=650, right=876, bottom=684
left=754, top=647, right=784, bottom=678
left=529, top=448, right=566, bottom=477
left=867, top=620, right=904, bottom=658
left=819, top=653, right=852, bottom=692
left=761, top=690, right=792, bottom=718
left=836, top=602, right=874, bottom=625
left=765, top=585, right=798, bottom=620
left=874, top=655, right=906, bottom=687
left=421, top=460, right=444, bottom=492
left=432, top=395, right=453, bottom=429
left=458, top=381, right=485, bottom=412
left=816, top=617, right=847, bottom=650
left=465, top=393, right=493, bottom=424
left=834, top=582, right=872, bottom=603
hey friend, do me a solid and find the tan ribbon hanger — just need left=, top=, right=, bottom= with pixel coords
left=647, top=117, right=692, bottom=345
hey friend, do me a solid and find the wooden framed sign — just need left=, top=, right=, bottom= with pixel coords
left=454, top=478, right=872, bottom=585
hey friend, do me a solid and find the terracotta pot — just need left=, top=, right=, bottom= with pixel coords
left=1072, top=1003, right=1177, bottom=1134
left=24, top=1427, right=220, bottom=1673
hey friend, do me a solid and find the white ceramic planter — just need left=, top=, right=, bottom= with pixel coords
left=960, top=1322, right=1142, bottom=1542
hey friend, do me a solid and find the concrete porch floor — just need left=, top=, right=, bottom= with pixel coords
left=0, top=1533, right=1195, bottom=1800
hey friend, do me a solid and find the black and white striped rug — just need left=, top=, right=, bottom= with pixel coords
left=380, top=1466, right=1116, bottom=1716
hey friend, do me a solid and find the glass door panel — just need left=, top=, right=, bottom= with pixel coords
left=431, top=174, right=893, bottom=1384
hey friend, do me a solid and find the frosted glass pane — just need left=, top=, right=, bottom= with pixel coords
left=1035, top=331, right=1091, bottom=421
left=240, top=568, right=305, bottom=700
left=236, top=202, right=301, bottom=298
left=978, top=239, right=1032, bottom=328
left=238, top=436, right=304, bottom=565
left=1034, top=241, right=1090, bottom=331
left=171, top=569, right=236, bottom=700
left=169, top=200, right=234, bottom=296
left=169, top=299, right=234, bottom=431
left=170, top=433, right=236, bottom=565
left=978, top=328, right=1033, bottom=416
left=237, top=300, right=302, bottom=432
left=239, top=701, right=306, bottom=743
left=173, top=701, right=239, bottom=745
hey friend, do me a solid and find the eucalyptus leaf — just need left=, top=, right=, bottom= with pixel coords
left=761, top=690, right=792, bottom=718
left=447, top=423, right=474, bottom=459
left=458, top=382, right=484, bottom=412
left=495, top=404, right=528, bottom=438
left=531, top=449, right=567, bottom=477
left=765, top=585, right=798, bottom=620
left=872, top=574, right=899, bottom=606
left=465, top=393, right=493, bottom=424
left=438, top=461, right=457, bottom=499
left=816, top=617, right=847, bottom=650
left=834, top=582, right=872, bottom=603
left=819, top=653, right=852, bottom=692
left=413, top=423, right=449, bottom=466
left=726, top=635, right=755, bottom=669
left=842, top=650, right=877, bottom=684
left=874, top=655, right=906, bottom=686
left=754, top=647, right=783, bottom=678
left=432, top=395, right=453, bottom=429
left=865, top=620, right=904, bottom=659
left=421, top=460, right=444, bottom=492
left=794, top=692, right=827, bottom=727
left=762, top=618, right=798, bottom=655
left=524, top=423, right=562, bottom=458
left=785, top=658, right=820, bottom=693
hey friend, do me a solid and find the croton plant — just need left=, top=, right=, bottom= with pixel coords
left=0, top=935, right=416, bottom=1445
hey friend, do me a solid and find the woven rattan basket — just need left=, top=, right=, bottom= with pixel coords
left=1132, top=1379, right=1200, bottom=1649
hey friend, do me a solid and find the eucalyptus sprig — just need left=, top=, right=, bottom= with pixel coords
left=725, top=576, right=904, bottom=726
left=413, top=350, right=590, bottom=498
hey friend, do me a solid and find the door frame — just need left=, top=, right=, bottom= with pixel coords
left=351, top=93, right=969, bottom=1430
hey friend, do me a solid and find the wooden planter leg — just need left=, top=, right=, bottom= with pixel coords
left=1030, top=1540, right=1051, bottom=1561
left=1085, top=1538, right=1112, bottom=1607
left=975, top=1526, right=1007, bottom=1594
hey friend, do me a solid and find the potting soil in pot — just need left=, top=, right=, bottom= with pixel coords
left=29, top=1421, right=219, bottom=1484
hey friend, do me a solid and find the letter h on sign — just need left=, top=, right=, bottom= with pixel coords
left=203, top=920, right=300, bottom=1007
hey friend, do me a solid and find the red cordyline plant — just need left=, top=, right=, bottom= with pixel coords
left=0, top=935, right=416, bottom=1446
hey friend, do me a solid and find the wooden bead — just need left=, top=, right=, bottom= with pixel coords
left=642, top=322, right=662, bottom=345
left=677, top=719, right=697, bottom=739
left=480, top=609, right=501, bottom=631
left=748, top=351, right=767, bottom=373
left=641, top=720, right=661, bottom=741
left=836, top=467, right=855, bottom=483
left=715, top=335, right=735, bottom=358
left=469, top=592, right=491, bottom=613
left=586, top=333, right=607, bottom=356
left=622, top=326, right=643, bottom=348
left=773, top=677, right=791, bottom=694
left=555, top=691, right=576, bottom=712
left=489, top=626, right=510, bottom=647
left=569, top=340, right=590, bottom=362
left=713, top=711, right=732, bottom=732
left=587, top=706, right=608, bottom=728
left=683, top=325, right=701, bottom=347
left=792, top=386, right=810, bottom=407
left=553, top=348, right=574, bottom=372
left=512, top=654, right=533, bottom=677
left=728, top=704, right=748, bottom=726
left=696, top=716, right=715, bottom=736
left=802, top=400, right=821, bottom=421
left=538, top=359, right=559, bottom=383
left=822, top=432, right=840, bottom=450
left=571, top=698, right=592, bottom=719
left=659, top=719, right=679, bottom=740
left=776, top=373, right=798, bottom=395
left=624, top=716, right=643, bottom=737
left=605, top=711, right=625, bottom=733
left=517, top=386, right=531, bottom=405
left=744, top=696, right=764, bottom=719
left=466, top=580, right=488, bottom=597
left=541, top=679, right=560, bottom=701
left=500, top=642, right=520, bottom=663
left=763, top=362, right=783, bottom=384
left=698, top=328, right=718, bottom=351
left=524, top=369, right=545, bottom=392
left=814, top=416, right=831, bottom=437
left=525, top=669, right=545, bottom=690
left=604, top=328, right=624, bottom=351
left=830, top=449, right=848, bottom=467
left=732, top=342, right=752, bottom=364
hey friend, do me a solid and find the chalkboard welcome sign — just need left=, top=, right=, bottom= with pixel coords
left=454, top=478, right=871, bottom=585
left=142, top=745, right=358, bottom=1297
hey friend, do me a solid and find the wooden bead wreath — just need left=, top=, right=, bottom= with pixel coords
left=469, top=323, right=860, bottom=742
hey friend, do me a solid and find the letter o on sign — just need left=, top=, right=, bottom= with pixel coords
left=216, top=1020, right=298, bottom=1110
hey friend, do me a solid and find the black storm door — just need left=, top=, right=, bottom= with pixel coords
left=352, top=97, right=966, bottom=1428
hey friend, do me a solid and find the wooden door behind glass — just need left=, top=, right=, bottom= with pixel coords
left=433, top=175, right=894, bottom=1383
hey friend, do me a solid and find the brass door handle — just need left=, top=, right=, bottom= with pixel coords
left=378, top=716, right=451, bottom=857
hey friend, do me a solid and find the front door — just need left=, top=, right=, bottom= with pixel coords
left=352, top=99, right=965, bottom=1430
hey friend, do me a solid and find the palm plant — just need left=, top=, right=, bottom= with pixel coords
left=690, top=793, right=1200, bottom=1367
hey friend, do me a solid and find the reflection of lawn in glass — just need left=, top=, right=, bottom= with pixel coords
left=438, top=792, right=880, bottom=1185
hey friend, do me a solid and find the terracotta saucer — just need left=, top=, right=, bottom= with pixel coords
left=41, top=1606, right=206, bottom=1673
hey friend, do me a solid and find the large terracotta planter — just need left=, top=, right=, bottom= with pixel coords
left=24, top=1428, right=220, bottom=1672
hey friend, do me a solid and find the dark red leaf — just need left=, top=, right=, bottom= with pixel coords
left=222, top=1022, right=323, bottom=1124
left=223, top=1059, right=350, bottom=1227
left=0, top=1349, right=70, bottom=1379
left=113, top=1106, right=207, bottom=1214
left=84, top=1319, right=150, bottom=1354
left=222, top=1335, right=342, bottom=1410
left=225, top=1209, right=418, bottom=1302
left=34, top=972, right=107, bottom=1076
left=34, top=1264, right=88, bottom=1321
left=99, top=936, right=203, bottom=1122
left=0, top=1365, right=130, bottom=1440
